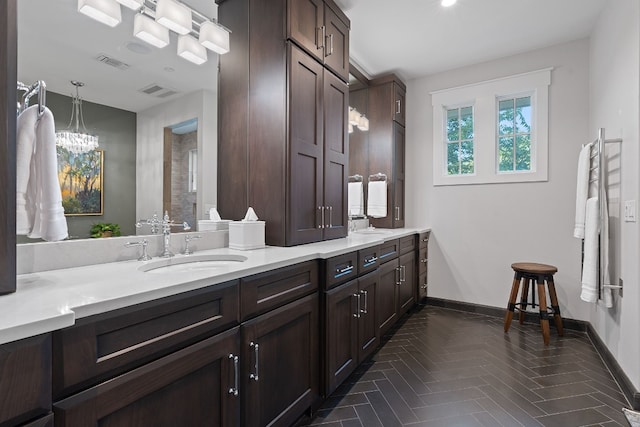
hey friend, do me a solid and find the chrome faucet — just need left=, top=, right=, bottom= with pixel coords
left=135, top=213, right=161, bottom=234
left=160, top=211, right=191, bottom=258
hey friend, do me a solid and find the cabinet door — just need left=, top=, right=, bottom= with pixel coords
left=242, top=293, right=319, bottom=427
left=323, top=4, right=350, bottom=82
left=398, top=252, right=415, bottom=316
left=378, top=259, right=399, bottom=337
left=325, top=280, right=359, bottom=396
left=53, top=327, right=241, bottom=427
left=288, top=0, right=324, bottom=62
left=393, top=83, right=406, bottom=126
left=288, top=44, right=325, bottom=245
left=323, top=70, right=349, bottom=240
left=392, top=122, right=405, bottom=228
left=357, top=271, right=379, bottom=362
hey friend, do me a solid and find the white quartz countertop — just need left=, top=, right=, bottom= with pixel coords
left=1, top=227, right=429, bottom=345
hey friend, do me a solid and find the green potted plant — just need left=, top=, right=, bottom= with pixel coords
left=90, top=222, right=121, bottom=238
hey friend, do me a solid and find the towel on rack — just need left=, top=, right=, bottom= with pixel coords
left=573, top=143, right=592, bottom=238
left=348, top=181, right=364, bottom=216
left=580, top=197, right=613, bottom=308
left=16, top=105, right=68, bottom=242
left=367, top=181, right=387, bottom=218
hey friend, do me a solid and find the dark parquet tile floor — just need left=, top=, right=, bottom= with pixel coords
left=305, top=305, right=631, bottom=427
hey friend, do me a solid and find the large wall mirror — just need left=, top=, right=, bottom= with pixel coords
left=17, top=0, right=219, bottom=242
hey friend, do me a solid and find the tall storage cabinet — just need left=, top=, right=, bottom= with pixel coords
left=368, top=75, right=407, bottom=228
left=217, top=0, right=350, bottom=247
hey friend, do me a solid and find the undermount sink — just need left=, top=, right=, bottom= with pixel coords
left=139, top=254, right=248, bottom=273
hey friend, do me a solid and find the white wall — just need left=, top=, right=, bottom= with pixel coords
left=136, top=90, right=217, bottom=226
left=589, top=0, right=640, bottom=391
left=406, top=39, right=592, bottom=321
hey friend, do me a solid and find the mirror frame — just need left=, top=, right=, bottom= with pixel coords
left=0, top=0, right=17, bottom=294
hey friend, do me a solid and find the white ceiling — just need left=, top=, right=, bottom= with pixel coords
left=335, top=0, right=609, bottom=80
left=18, top=0, right=608, bottom=112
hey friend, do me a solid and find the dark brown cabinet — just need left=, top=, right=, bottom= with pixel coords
left=418, top=232, right=430, bottom=302
left=288, top=0, right=350, bottom=82
left=288, top=45, right=349, bottom=245
left=241, top=293, right=319, bottom=427
left=324, top=271, right=379, bottom=396
left=53, top=327, right=241, bottom=427
left=377, top=258, right=400, bottom=338
left=0, top=334, right=51, bottom=427
left=218, top=0, right=349, bottom=247
left=398, top=251, right=416, bottom=316
left=368, top=75, right=407, bottom=229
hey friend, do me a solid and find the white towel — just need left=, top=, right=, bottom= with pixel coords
left=348, top=181, right=364, bottom=216
left=580, top=197, right=613, bottom=308
left=16, top=105, right=68, bottom=242
left=573, top=143, right=592, bottom=238
left=367, top=181, right=387, bottom=218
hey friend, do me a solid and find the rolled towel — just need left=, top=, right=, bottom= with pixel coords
left=367, top=181, right=387, bottom=218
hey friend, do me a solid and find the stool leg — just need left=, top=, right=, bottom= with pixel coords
left=504, top=273, right=521, bottom=333
left=537, top=277, right=551, bottom=345
left=519, top=277, right=530, bottom=325
left=547, top=276, right=564, bottom=336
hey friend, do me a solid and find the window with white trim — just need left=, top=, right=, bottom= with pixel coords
left=431, top=69, right=550, bottom=186
left=497, top=95, right=532, bottom=173
left=445, top=106, right=474, bottom=175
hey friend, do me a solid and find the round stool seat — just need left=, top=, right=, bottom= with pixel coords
left=511, top=262, right=557, bottom=275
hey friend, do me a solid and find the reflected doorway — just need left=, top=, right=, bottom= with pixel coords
left=163, top=118, right=198, bottom=230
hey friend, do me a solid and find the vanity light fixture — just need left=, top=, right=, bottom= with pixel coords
left=115, top=0, right=143, bottom=10
left=134, top=12, right=170, bottom=48
left=155, top=0, right=192, bottom=35
left=177, top=34, right=208, bottom=65
left=199, top=20, right=230, bottom=54
left=55, top=81, right=99, bottom=154
left=77, top=0, right=122, bottom=27
left=441, top=0, right=457, bottom=7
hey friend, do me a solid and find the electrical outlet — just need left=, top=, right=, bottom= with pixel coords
left=624, top=200, right=636, bottom=222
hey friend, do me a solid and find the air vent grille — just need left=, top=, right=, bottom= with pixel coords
left=95, top=54, right=130, bottom=71
left=139, top=84, right=180, bottom=99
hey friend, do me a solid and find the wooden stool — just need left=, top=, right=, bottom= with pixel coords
left=504, top=262, right=563, bottom=345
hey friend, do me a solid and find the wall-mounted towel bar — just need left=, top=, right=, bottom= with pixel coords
left=349, top=174, right=363, bottom=183
left=17, top=80, right=47, bottom=117
left=368, top=173, right=387, bottom=182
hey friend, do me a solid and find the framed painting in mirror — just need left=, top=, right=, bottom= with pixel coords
left=57, top=148, right=104, bottom=216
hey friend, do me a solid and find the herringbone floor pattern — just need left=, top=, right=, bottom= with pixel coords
left=305, top=305, right=630, bottom=427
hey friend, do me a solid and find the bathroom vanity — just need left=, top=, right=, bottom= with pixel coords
left=0, top=228, right=429, bottom=426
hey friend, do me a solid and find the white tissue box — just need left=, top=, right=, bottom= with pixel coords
left=198, top=219, right=232, bottom=231
left=229, top=221, right=265, bottom=250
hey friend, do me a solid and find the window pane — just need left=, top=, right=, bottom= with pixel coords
left=460, top=141, right=474, bottom=174
left=460, top=107, right=473, bottom=140
left=498, top=137, right=514, bottom=171
left=446, top=109, right=459, bottom=142
left=515, top=97, right=531, bottom=134
left=515, top=135, right=531, bottom=171
left=447, top=142, right=459, bottom=175
left=498, top=99, right=514, bottom=135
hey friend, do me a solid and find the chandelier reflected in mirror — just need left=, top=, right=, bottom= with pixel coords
left=55, top=81, right=99, bottom=154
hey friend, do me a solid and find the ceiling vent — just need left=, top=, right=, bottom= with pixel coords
left=139, top=83, right=180, bottom=99
left=95, top=54, right=130, bottom=71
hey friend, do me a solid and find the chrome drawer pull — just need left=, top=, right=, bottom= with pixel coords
left=249, top=342, right=259, bottom=382
left=228, top=354, right=239, bottom=396
left=353, top=293, right=361, bottom=318
left=360, top=289, right=368, bottom=314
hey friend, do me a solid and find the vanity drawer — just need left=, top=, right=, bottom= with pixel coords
left=358, top=245, right=380, bottom=275
left=378, top=239, right=399, bottom=263
left=241, top=260, right=318, bottom=321
left=399, top=235, right=416, bottom=255
left=325, top=252, right=358, bottom=290
left=52, top=280, right=239, bottom=400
